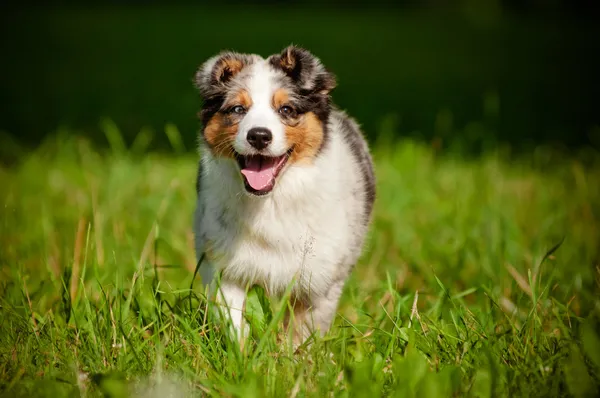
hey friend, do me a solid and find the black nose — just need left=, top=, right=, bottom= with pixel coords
left=246, top=127, right=272, bottom=150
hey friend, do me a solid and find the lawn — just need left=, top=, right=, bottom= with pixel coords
left=0, top=125, right=599, bottom=397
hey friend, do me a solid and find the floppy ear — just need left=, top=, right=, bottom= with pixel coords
left=194, top=51, right=251, bottom=99
left=269, top=45, right=336, bottom=95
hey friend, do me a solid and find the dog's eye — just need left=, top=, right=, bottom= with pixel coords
left=278, top=105, right=295, bottom=117
left=231, top=105, right=246, bottom=115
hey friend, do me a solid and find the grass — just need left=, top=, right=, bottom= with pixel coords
left=0, top=125, right=599, bottom=397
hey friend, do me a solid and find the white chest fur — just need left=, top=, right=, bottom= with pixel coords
left=195, top=132, right=366, bottom=300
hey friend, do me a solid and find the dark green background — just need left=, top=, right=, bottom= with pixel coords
left=1, top=1, right=599, bottom=152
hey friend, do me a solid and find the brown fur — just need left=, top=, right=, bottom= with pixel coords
left=285, top=112, right=324, bottom=165
left=279, top=47, right=296, bottom=73
left=203, top=113, right=238, bottom=159
left=213, top=57, right=245, bottom=84
left=271, top=88, right=324, bottom=165
left=203, top=90, right=252, bottom=158
left=225, top=89, right=253, bottom=110
left=271, top=88, right=290, bottom=110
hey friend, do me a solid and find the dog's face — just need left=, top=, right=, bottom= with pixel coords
left=195, top=46, right=336, bottom=196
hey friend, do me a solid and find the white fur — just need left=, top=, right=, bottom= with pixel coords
left=194, top=58, right=372, bottom=344
left=234, top=62, right=288, bottom=156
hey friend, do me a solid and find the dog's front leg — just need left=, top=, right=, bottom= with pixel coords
left=289, top=280, right=345, bottom=347
left=214, top=280, right=249, bottom=346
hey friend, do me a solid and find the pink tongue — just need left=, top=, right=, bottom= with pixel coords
left=240, top=156, right=280, bottom=191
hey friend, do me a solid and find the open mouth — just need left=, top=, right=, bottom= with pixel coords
left=235, top=148, right=293, bottom=195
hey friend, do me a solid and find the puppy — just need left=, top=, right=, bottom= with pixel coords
left=193, top=45, right=375, bottom=345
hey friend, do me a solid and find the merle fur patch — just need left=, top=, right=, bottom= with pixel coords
left=338, top=114, right=376, bottom=222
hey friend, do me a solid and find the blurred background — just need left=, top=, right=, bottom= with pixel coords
left=1, top=0, right=599, bottom=155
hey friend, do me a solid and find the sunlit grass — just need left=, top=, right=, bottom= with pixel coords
left=0, top=128, right=599, bottom=397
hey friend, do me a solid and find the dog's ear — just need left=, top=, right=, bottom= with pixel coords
left=194, top=51, right=250, bottom=99
left=269, top=45, right=336, bottom=95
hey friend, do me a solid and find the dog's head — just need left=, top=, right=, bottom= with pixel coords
left=194, top=46, right=336, bottom=196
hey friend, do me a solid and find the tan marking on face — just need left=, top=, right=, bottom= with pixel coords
left=285, top=112, right=324, bottom=165
left=204, top=89, right=252, bottom=158
left=203, top=113, right=237, bottom=159
left=224, top=89, right=253, bottom=109
left=272, top=88, right=290, bottom=110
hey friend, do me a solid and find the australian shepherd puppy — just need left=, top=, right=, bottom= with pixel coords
left=193, top=45, right=376, bottom=345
